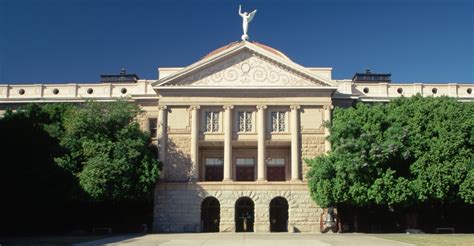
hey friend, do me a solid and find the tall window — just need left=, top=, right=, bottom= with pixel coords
left=205, top=158, right=223, bottom=181
left=238, top=111, right=252, bottom=132
left=205, top=111, right=219, bottom=132
left=267, top=157, right=286, bottom=181
left=271, top=111, right=286, bottom=132
left=236, top=158, right=255, bottom=181
left=148, top=118, right=158, bottom=138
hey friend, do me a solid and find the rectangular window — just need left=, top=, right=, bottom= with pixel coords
left=267, top=158, right=285, bottom=166
left=236, top=158, right=255, bottom=181
left=205, top=111, right=219, bottom=132
left=204, top=157, right=223, bottom=181
left=271, top=111, right=286, bottom=132
left=267, top=157, right=286, bottom=181
left=205, top=158, right=223, bottom=166
left=238, top=111, right=252, bottom=132
left=236, top=158, right=255, bottom=166
left=148, top=118, right=158, bottom=138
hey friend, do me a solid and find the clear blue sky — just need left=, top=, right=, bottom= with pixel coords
left=0, top=0, right=472, bottom=84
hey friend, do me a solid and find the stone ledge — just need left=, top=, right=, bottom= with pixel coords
left=156, top=181, right=310, bottom=191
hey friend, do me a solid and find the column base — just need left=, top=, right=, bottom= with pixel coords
left=256, top=179, right=268, bottom=183
left=222, top=178, right=234, bottom=182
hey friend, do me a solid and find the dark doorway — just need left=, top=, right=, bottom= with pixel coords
left=235, top=197, right=254, bottom=232
left=270, top=197, right=289, bottom=232
left=201, top=197, right=220, bottom=232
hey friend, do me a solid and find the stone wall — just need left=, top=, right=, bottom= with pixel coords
left=153, top=182, right=323, bottom=233
left=301, top=134, right=325, bottom=180
left=165, top=134, right=192, bottom=181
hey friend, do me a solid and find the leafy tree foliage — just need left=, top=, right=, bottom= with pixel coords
left=0, top=103, right=76, bottom=233
left=0, top=101, right=159, bottom=233
left=54, top=101, right=160, bottom=201
left=1, top=101, right=159, bottom=202
left=307, top=96, right=474, bottom=207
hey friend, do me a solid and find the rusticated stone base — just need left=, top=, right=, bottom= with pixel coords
left=153, top=182, right=322, bottom=233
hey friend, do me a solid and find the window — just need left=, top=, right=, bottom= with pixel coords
left=205, top=111, right=219, bottom=132
left=204, top=158, right=223, bottom=181
left=271, top=111, right=286, bottom=132
left=267, top=157, right=286, bottom=181
left=238, top=111, right=252, bottom=132
left=236, top=158, right=255, bottom=166
left=205, top=158, right=223, bottom=166
left=236, top=158, right=255, bottom=181
left=267, top=158, right=285, bottom=166
left=148, top=118, right=158, bottom=138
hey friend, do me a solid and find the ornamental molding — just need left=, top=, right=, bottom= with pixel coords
left=162, top=50, right=327, bottom=87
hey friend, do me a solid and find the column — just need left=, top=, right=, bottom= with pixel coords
left=158, top=105, right=168, bottom=179
left=190, top=105, right=200, bottom=181
left=324, top=105, right=333, bottom=153
left=290, top=105, right=300, bottom=181
left=257, top=105, right=267, bottom=181
left=223, top=105, right=234, bottom=182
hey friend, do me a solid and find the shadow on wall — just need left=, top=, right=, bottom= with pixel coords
left=165, top=138, right=194, bottom=181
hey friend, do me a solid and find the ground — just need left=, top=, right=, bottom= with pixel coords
left=376, top=234, right=474, bottom=246
left=3, top=233, right=474, bottom=246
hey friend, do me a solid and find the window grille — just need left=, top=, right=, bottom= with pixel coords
left=205, top=111, right=219, bottom=132
left=238, top=111, right=252, bottom=132
left=271, top=111, right=286, bottom=132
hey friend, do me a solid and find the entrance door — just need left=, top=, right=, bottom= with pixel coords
left=201, top=197, right=220, bottom=232
left=270, top=197, right=289, bottom=232
left=235, top=197, right=254, bottom=232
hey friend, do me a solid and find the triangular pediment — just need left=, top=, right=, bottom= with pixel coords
left=154, top=42, right=336, bottom=88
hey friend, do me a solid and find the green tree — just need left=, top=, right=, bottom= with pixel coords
left=55, top=100, right=160, bottom=202
left=307, top=95, right=474, bottom=208
left=0, top=103, right=76, bottom=233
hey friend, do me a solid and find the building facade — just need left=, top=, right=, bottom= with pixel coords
left=1, top=41, right=473, bottom=233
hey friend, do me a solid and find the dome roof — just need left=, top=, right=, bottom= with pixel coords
left=201, top=41, right=291, bottom=61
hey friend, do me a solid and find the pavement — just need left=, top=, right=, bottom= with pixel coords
left=74, top=233, right=414, bottom=246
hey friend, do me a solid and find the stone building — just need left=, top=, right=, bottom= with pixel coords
left=0, top=40, right=473, bottom=233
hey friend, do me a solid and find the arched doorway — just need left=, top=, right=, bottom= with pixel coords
left=201, top=197, right=220, bottom=232
left=235, top=197, right=254, bottom=232
left=270, top=197, right=289, bottom=232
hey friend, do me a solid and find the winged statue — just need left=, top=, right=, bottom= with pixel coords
left=239, top=5, right=257, bottom=41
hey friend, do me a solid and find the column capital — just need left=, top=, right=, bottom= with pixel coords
left=256, top=105, right=267, bottom=110
left=189, top=105, right=201, bottom=111
left=158, top=105, right=168, bottom=110
left=290, top=105, right=300, bottom=110
left=223, top=105, right=234, bottom=110
left=323, top=105, right=334, bottom=110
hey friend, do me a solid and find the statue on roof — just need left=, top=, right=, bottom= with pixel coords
left=239, top=5, right=257, bottom=41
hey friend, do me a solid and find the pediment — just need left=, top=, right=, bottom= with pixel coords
left=155, top=42, right=336, bottom=88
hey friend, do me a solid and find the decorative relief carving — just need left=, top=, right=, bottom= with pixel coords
left=167, top=51, right=326, bottom=87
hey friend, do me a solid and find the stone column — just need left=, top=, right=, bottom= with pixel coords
left=223, top=105, right=234, bottom=182
left=324, top=105, right=333, bottom=153
left=190, top=105, right=200, bottom=181
left=158, top=105, right=168, bottom=179
left=290, top=105, right=300, bottom=181
left=257, top=105, right=267, bottom=181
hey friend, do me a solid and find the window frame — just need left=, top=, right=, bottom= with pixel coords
left=205, top=111, right=220, bottom=133
left=237, top=111, right=253, bottom=132
left=271, top=111, right=286, bottom=132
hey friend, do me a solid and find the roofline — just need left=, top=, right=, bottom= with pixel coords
left=155, top=86, right=338, bottom=90
left=153, top=41, right=337, bottom=88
